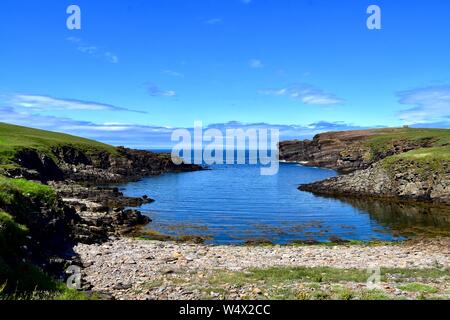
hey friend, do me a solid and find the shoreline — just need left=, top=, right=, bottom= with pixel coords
left=74, top=237, right=450, bottom=300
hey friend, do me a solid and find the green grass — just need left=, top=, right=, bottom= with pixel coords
left=367, top=128, right=450, bottom=149
left=0, top=211, right=28, bottom=258
left=397, top=283, right=438, bottom=294
left=0, top=175, right=56, bottom=206
left=392, top=146, right=450, bottom=161
left=208, top=266, right=450, bottom=288
left=0, top=262, right=96, bottom=300
left=364, top=128, right=450, bottom=161
left=200, top=266, right=450, bottom=300
left=0, top=122, right=117, bottom=168
left=0, top=176, right=74, bottom=299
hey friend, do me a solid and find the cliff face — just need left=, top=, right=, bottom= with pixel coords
left=4, top=146, right=201, bottom=183
left=279, top=129, right=436, bottom=173
left=300, top=158, right=450, bottom=205
left=281, top=128, right=450, bottom=204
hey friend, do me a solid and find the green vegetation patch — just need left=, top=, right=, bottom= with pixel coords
left=0, top=260, right=95, bottom=300
left=200, top=266, right=449, bottom=300
left=0, top=211, right=28, bottom=258
left=209, top=267, right=370, bottom=286
left=0, top=122, right=117, bottom=168
left=0, top=175, right=57, bottom=206
left=391, top=146, right=450, bottom=161
left=397, top=282, right=438, bottom=294
left=365, top=128, right=450, bottom=161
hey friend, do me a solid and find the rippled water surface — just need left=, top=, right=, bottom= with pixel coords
left=119, top=162, right=449, bottom=244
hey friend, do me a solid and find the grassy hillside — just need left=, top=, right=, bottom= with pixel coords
left=0, top=122, right=116, bottom=169
left=365, top=128, right=450, bottom=161
left=0, top=175, right=90, bottom=299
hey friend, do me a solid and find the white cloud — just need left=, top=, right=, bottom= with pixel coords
left=249, top=59, right=263, bottom=69
left=9, top=94, right=145, bottom=113
left=397, top=85, right=450, bottom=123
left=0, top=106, right=376, bottom=148
left=259, top=84, right=344, bottom=105
left=67, top=37, right=119, bottom=64
left=77, top=46, right=98, bottom=55
left=147, top=84, right=177, bottom=97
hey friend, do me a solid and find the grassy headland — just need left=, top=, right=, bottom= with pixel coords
left=365, top=127, right=450, bottom=163
left=0, top=122, right=120, bottom=299
left=0, top=122, right=116, bottom=171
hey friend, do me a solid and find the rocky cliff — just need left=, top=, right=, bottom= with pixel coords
left=300, top=157, right=450, bottom=204
left=280, top=128, right=450, bottom=204
left=0, top=123, right=202, bottom=291
left=5, top=146, right=201, bottom=183
left=279, top=128, right=438, bottom=173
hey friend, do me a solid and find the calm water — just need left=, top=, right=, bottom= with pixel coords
left=117, top=160, right=449, bottom=244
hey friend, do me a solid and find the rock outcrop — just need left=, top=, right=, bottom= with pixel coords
left=51, top=182, right=154, bottom=244
left=280, top=128, right=450, bottom=204
left=1, top=141, right=202, bottom=282
left=5, top=146, right=201, bottom=183
left=300, top=158, right=450, bottom=205
left=279, top=129, right=436, bottom=173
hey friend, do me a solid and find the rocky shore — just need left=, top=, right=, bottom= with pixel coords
left=50, top=182, right=154, bottom=244
left=300, top=159, right=450, bottom=205
left=74, top=238, right=450, bottom=300
left=0, top=130, right=202, bottom=285
left=279, top=128, right=450, bottom=204
left=2, top=124, right=449, bottom=299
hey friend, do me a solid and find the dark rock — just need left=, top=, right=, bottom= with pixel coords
left=299, top=160, right=450, bottom=205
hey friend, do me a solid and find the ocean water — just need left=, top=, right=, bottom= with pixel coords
left=117, top=156, right=449, bottom=244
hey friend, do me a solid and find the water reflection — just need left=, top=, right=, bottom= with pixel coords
left=323, top=195, right=450, bottom=237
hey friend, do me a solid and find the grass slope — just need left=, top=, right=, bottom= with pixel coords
left=0, top=122, right=116, bottom=169
left=365, top=127, right=450, bottom=161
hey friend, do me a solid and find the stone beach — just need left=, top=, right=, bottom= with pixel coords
left=74, top=237, right=450, bottom=300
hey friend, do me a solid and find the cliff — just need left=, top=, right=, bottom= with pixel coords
left=0, top=122, right=200, bottom=183
left=280, top=128, right=450, bottom=204
left=0, top=122, right=200, bottom=294
left=279, top=128, right=444, bottom=173
left=300, top=154, right=450, bottom=204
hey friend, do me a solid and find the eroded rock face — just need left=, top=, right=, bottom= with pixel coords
left=5, top=146, right=202, bottom=183
left=13, top=149, right=64, bottom=181
left=300, top=160, right=450, bottom=205
left=279, top=130, right=436, bottom=173
left=50, top=182, right=153, bottom=244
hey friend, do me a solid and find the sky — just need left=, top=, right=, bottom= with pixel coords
left=1, top=0, right=450, bottom=148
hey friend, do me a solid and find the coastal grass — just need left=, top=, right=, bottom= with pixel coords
left=391, top=146, right=450, bottom=161
left=0, top=175, right=57, bottom=206
left=397, top=283, right=438, bottom=294
left=208, top=266, right=450, bottom=287
left=0, top=261, right=95, bottom=300
left=0, top=176, right=80, bottom=300
left=366, top=128, right=450, bottom=160
left=0, top=122, right=117, bottom=169
left=197, top=266, right=450, bottom=300
left=0, top=211, right=28, bottom=258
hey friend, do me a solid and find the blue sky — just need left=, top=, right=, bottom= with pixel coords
left=1, top=0, right=450, bottom=147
